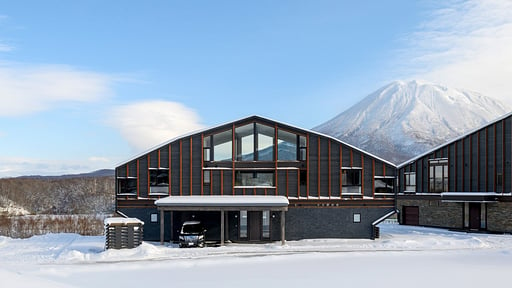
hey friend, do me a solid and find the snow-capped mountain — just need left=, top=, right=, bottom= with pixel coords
left=314, top=80, right=511, bottom=164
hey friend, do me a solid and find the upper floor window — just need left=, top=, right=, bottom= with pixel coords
left=375, top=176, right=394, bottom=194
left=235, top=124, right=254, bottom=161
left=342, top=168, right=362, bottom=194
left=235, top=123, right=274, bottom=161
left=209, top=129, right=232, bottom=161
left=235, top=171, right=275, bottom=187
left=149, top=168, right=169, bottom=195
left=404, top=172, right=416, bottom=192
left=117, top=178, right=137, bottom=195
left=277, top=130, right=307, bottom=161
left=429, top=158, right=448, bottom=192
left=299, top=136, right=307, bottom=161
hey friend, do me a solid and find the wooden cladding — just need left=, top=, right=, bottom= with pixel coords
left=116, top=117, right=396, bottom=202
left=399, top=115, right=512, bottom=194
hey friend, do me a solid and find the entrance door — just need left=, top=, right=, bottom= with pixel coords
left=469, top=203, right=481, bottom=230
left=403, top=206, right=419, bottom=226
left=248, top=211, right=262, bottom=241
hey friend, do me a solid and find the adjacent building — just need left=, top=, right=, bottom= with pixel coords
left=397, top=112, right=512, bottom=233
left=115, top=115, right=397, bottom=243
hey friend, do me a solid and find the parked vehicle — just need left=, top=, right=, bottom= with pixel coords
left=178, top=221, right=206, bottom=248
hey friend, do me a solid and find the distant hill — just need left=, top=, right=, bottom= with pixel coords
left=16, top=169, right=115, bottom=180
left=314, top=80, right=510, bottom=164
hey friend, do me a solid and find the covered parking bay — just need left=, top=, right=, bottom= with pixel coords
left=155, top=196, right=289, bottom=246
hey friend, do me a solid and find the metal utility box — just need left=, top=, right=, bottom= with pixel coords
left=104, top=217, right=144, bottom=249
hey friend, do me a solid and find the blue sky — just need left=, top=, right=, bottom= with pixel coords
left=1, top=0, right=512, bottom=177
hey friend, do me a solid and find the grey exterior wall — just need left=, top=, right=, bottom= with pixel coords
left=286, top=207, right=395, bottom=239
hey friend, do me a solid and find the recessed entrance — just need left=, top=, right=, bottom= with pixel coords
left=248, top=211, right=262, bottom=241
left=469, top=203, right=481, bottom=230
left=402, top=206, right=419, bottom=226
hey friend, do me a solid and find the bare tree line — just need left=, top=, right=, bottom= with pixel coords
left=0, top=176, right=115, bottom=237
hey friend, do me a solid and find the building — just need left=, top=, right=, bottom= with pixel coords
left=397, top=112, right=512, bottom=233
left=115, top=115, right=397, bottom=243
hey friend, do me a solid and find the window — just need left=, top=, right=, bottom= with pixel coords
left=342, top=169, right=362, bottom=194
left=404, top=172, right=416, bottom=192
left=213, top=129, right=232, bottom=161
left=277, top=130, right=297, bottom=160
left=262, top=211, right=270, bottom=239
left=235, top=124, right=254, bottom=161
left=240, top=211, right=248, bottom=238
left=299, top=136, right=307, bottom=161
left=203, top=136, right=211, bottom=162
left=375, top=177, right=394, bottom=194
left=353, top=213, right=361, bottom=223
left=203, top=170, right=211, bottom=184
left=150, top=213, right=158, bottom=223
left=429, top=158, right=448, bottom=192
left=235, top=171, right=275, bottom=187
left=257, top=124, right=274, bottom=161
left=149, top=169, right=169, bottom=195
left=117, top=178, right=137, bottom=195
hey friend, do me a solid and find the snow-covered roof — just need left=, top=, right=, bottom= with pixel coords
left=155, top=195, right=289, bottom=208
left=104, top=217, right=144, bottom=226
left=116, top=115, right=397, bottom=168
left=398, top=111, right=512, bottom=168
left=442, top=192, right=511, bottom=197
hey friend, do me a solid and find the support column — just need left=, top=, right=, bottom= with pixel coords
left=160, top=209, right=165, bottom=245
left=220, top=210, right=225, bottom=246
left=281, top=211, right=286, bottom=246
left=170, top=211, right=174, bottom=243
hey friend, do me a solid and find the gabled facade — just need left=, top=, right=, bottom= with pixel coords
left=115, top=115, right=397, bottom=242
left=397, top=112, right=512, bottom=233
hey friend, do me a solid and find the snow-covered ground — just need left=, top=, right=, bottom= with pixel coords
left=1, top=223, right=511, bottom=287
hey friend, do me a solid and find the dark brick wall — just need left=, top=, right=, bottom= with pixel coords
left=285, top=207, right=394, bottom=239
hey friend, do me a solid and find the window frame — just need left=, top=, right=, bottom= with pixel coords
left=404, top=172, right=416, bottom=192
left=149, top=168, right=169, bottom=195
left=117, top=177, right=138, bottom=196
left=341, top=168, right=362, bottom=195
left=428, top=158, right=448, bottom=193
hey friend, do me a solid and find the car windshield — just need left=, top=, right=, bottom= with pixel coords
left=182, top=223, right=203, bottom=234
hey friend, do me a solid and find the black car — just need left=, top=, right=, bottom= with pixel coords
left=178, top=221, right=206, bottom=248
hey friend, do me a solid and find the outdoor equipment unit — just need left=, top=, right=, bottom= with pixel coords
left=104, top=217, right=144, bottom=249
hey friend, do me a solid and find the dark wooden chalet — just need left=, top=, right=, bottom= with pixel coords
left=397, top=112, right=512, bottom=233
left=115, top=115, right=397, bottom=243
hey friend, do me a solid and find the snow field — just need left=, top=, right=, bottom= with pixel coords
left=1, top=224, right=512, bottom=288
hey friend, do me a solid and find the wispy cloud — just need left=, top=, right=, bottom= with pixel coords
left=0, top=63, right=113, bottom=117
left=0, top=42, right=13, bottom=52
left=0, top=156, right=112, bottom=178
left=397, top=0, right=512, bottom=104
left=108, top=100, right=205, bottom=152
left=88, top=156, right=111, bottom=163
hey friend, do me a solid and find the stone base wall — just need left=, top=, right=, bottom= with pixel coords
left=398, top=199, right=463, bottom=229
left=487, top=202, right=512, bottom=233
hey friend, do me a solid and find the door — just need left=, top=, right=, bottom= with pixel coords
left=248, top=211, right=262, bottom=241
left=403, top=206, right=419, bottom=226
left=469, top=203, right=481, bottom=230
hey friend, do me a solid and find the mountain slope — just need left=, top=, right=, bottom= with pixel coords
left=314, top=80, right=510, bottom=164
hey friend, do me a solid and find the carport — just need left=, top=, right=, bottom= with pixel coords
left=155, top=196, right=289, bottom=246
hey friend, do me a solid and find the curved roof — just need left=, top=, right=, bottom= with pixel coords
left=116, top=115, right=396, bottom=168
